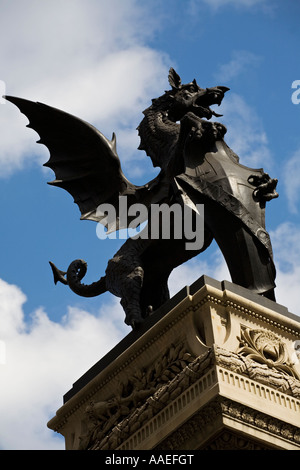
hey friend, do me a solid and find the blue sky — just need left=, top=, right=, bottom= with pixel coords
left=0, top=0, right=299, bottom=449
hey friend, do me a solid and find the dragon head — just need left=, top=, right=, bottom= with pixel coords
left=137, top=68, right=230, bottom=167
left=167, top=68, right=229, bottom=122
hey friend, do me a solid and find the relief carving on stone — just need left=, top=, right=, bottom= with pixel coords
left=80, top=342, right=195, bottom=449
left=237, top=327, right=300, bottom=380
left=79, top=342, right=300, bottom=450
left=158, top=397, right=300, bottom=450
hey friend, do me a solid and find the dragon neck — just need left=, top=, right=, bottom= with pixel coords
left=137, top=98, right=180, bottom=168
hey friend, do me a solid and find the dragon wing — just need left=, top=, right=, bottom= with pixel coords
left=5, top=95, right=146, bottom=231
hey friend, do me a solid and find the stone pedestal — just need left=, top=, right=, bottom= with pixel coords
left=48, top=276, right=300, bottom=450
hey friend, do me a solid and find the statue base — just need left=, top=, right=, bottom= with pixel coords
left=48, top=276, right=300, bottom=450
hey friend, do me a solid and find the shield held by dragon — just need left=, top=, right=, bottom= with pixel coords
left=5, top=68, right=278, bottom=329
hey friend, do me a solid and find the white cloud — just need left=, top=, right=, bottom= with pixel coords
left=0, top=220, right=299, bottom=449
left=196, top=0, right=273, bottom=12
left=214, top=50, right=262, bottom=83
left=270, top=222, right=300, bottom=315
left=218, top=93, right=272, bottom=169
left=0, top=0, right=169, bottom=177
left=169, top=221, right=300, bottom=318
left=282, top=147, right=300, bottom=214
left=0, top=278, right=128, bottom=450
left=168, top=247, right=230, bottom=297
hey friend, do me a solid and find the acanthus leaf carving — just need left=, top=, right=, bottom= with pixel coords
left=80, top=342, right=195, bottom=449
left=237, top=327, right=300, bottom=380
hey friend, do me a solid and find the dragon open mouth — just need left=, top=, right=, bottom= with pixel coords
left=193, top=87, right=229, bottom=120
left=192, top=104, right=222, bottom=120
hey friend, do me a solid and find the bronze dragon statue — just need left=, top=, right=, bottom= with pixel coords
left=5, top=68, right=278, bottom=329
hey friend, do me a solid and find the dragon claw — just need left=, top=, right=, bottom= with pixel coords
left=125, top=314, right=143, bottom=330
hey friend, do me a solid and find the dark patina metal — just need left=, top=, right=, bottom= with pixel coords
left=5, top=68, right=278, bottom=328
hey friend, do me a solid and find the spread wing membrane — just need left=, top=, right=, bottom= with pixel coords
left=5, top=95, right=139, bottom=228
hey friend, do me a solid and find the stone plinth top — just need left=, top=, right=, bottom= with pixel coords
left=48, top=276, right=300, bottom=450
left=63, top=275, right=299, bottom=403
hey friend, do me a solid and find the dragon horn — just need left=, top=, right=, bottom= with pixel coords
left=168, top=68, right=182, bottom=89
left=218, top=86, right=230, bottom=93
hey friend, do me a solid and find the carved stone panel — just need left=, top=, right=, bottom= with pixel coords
left=47, top=277, right=300, bottom=450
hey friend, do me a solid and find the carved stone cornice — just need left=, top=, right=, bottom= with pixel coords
left=81, top=344, right=300, bottom=450
left=47, top=277, right=300, bottom=450
left=193, top=292, right=300, bottom=338
left=157, top=396, right=300, bottom=450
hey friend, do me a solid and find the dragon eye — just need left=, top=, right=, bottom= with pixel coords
left=183, top=90, right=192, bottom=99
left=188, top=83, right=198, bottom=93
